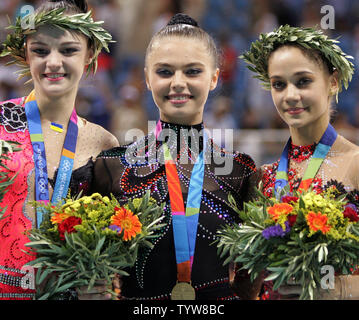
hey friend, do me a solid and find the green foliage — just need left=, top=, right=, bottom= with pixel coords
left=25, top=190, right=165, bottom=299
left=216, top=186, right=359, bottom=300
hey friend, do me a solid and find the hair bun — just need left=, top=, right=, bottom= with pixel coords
left=49, top=0, right=88, bottom=13
left=71, top=0, right=88, bottom=12
left=167, top=13, right=199, bottom=27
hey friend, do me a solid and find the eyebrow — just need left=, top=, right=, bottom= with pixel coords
left=270, top=71, right=314, bottom=79
left=154, top=62, right=205, bottom=68
left=28, top=41, right=82, bottom=46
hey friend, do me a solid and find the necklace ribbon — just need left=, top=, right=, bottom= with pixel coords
left=275, top=124, right=337, bottom=194
left=24, top=90, right=78, bottom=228
left=156, top=121, right=207, bottom=283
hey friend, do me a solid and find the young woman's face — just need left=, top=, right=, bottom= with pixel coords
left=145, top=36, right=219, bottom=125
left=26, top=25, right=92, bottom=99
left=268, top=45, right=337, bottom=130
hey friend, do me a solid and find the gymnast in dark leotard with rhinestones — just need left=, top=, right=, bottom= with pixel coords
left=88, top=13, right=262, bottom=300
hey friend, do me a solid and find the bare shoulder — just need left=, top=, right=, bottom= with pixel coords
left=335, top=135, right=359, bottom=175
left=81, top=119, right=119, bottom=149
left=336, top=135, right=359, bottom=158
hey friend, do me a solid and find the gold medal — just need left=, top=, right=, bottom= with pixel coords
left=171, top=282, right=196, bottom=300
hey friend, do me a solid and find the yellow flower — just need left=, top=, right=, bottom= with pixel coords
left=302, top=193, right=314, bottom=207
left=64, top=207, right=73, bottom=214
left=88, top=210, right=100, bottom=220
left=70, top=202, right=81, bottom=210
left=313, top=194, right=325, bottom=207
left=324, top=205, right=335, bottom=214
left=90, top=193, right=102, bottom=199
left=102, top=196, right=110, bottom=204
left=82, top=197, right=92, bottom=205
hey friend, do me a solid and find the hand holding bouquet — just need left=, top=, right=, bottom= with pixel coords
left=216, top=186, right=359, bottom=299
left=26, top=191, right=165, bottom=299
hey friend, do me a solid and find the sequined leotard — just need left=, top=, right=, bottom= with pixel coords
left=91, top=121, right=258, bottom=300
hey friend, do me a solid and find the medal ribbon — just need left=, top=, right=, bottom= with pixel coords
left=25, top=90, right=78, bottom=228
left=156, top=121, right=206, bottom=283
left=274, top=124, right=337, bottom=194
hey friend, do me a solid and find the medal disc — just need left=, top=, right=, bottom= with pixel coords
left=171, top=282, right=196, bottom=300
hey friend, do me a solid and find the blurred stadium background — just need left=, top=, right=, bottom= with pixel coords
left=0, top=0, right=358, bottom=166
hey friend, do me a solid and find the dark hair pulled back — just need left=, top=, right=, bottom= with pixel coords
left=146, top=13, right=219, bottom=69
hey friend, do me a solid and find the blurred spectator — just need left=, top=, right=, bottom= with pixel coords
left=205, top=95, right=237, bottom=130
left=239, top=107, right=261, bottom=129
left=251, top=0, right=278, bottom=35
left=110, top=84, right=148, bottom=145
left=300, top=1, right=322, bottom=28
left=271, top=0, right=301, bottom=26
left=152, top=0, right=182, bottom=33
left=90, top=0, right=122, bottom=79
left=205, top=95, right=237, bottom=147
left=110, top=61, right=148, bottom=144
left=218, top=31, right=238, bottom=97
left=182, top=0, right=206, bottom=22
left=0, top=64, right=22, bottom=101
left=241, top=0, right=278, bottom=129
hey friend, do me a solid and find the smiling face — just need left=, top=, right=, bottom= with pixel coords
left=26, top=25, right=92, bottom=99
left=268, top=45, right=338, bottom=131
left=145, top=36, right=219, bottom=125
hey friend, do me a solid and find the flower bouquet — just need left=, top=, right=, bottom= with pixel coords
left=216, top=185, right=359, bottom=299
left=25, top=191, right=165, bottom=299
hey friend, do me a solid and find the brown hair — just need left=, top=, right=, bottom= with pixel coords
left=36, top=0, right=88, bottom=14
left=145, top=13, right=219, bottom=69
left=269, top=42, right=334, bottom=76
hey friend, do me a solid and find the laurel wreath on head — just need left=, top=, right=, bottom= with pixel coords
left=240, top=25, right=355, bottom=101
left=0, top=8, right=114, bottom=80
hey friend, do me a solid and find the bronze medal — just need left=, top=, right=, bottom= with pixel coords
left=171, top=282, right=196, bottom=300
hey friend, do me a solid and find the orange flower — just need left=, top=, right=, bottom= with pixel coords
left=51, top=212, right=70, bottom=225
left=111, top=207, right=142, bottom=241
left=267, top=203, right=293, bottom=221
left=306, top=211, right=331, bottom=234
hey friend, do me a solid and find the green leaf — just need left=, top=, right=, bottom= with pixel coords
left=37, top=268, right=52, bottom=285
left=264, top=272, right=280, bottom=282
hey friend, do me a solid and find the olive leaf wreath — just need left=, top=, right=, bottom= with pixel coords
left=241, top=25, right=355, bottom=101
left=1, top=8, right=114, bottom=80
